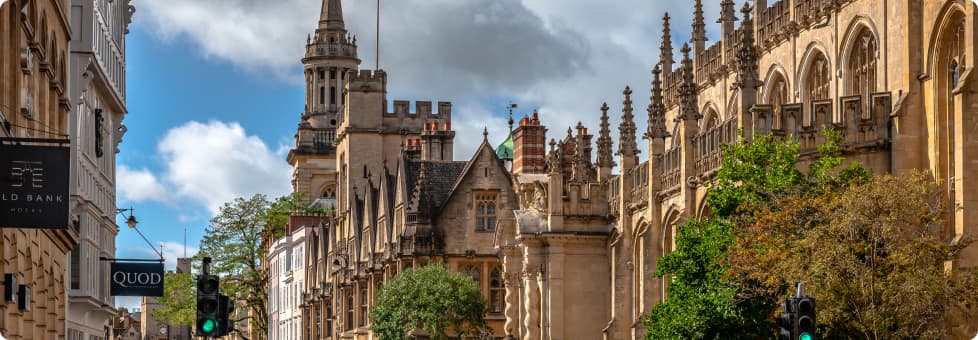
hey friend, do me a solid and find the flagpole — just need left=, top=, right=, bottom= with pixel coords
left=375, top=0, right=380, bottom=70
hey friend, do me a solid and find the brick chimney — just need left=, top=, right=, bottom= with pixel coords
left=513, top=111, right=547, bottom=174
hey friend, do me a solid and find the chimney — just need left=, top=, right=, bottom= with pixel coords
left=513, top=111, right=548, bottom=174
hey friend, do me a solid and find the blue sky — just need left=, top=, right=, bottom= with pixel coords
left=114, top=0, right=726, bottom=309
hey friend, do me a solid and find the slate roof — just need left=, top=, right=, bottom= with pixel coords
left=405, top=160, right=468, bottom=211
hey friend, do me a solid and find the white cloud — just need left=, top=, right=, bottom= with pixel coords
left=157, top=121, right=292, bottom=214
left=134, top=0, right=730, bottom=159
left=117, top=165, right=170, bottom=204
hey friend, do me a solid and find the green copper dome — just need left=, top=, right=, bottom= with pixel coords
left=496, top=132, right=513, bottom=160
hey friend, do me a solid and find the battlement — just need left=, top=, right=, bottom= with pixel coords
left=388, top=100, right=453, bottom=119
left=348, top=69, right=387, bottom=83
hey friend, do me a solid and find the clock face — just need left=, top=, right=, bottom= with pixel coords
left=159, top=326, right=167, bottom=335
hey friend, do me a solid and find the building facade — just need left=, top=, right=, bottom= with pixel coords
left=0, top=0, right=80, bottom=338
left=269, top=224, right=307, bottom=340
left=66, top=0, right=134, bottom=339
left=287, top=0, right=978, bottom=339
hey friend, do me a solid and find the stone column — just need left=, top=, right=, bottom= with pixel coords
left=501, top=246, right=523, bottom=339
left=522, top=241, right=543, bottom=340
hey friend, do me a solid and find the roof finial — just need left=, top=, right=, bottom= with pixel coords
left=618, top=86, right=639, bottom=157
left=678, top=44, right=702, bottom=121
left=660, top=12, right=675, bottom=75
left=596, top=102, right=616, bottom=168
left=483, top=127, right=489, bottom=141
left=646, top=64, right=670, bottom=140
left=692, top=0, right=707, bottom=49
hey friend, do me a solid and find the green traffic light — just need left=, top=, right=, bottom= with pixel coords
left=201, top=319, right=218, bottom=334
left=799, top=332, right=813, bottom=340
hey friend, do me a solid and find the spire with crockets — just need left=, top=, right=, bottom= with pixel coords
left=678, top=44, right=702, bottom=122
left=617, top=87, right=639, bottom=158
left=646, top=64, right=670, bottom=140
left=660, top=12, right=674, bottom=78
left=596, top=102, right=616, bottom=169
left=692, top=0, right=707, bottom=54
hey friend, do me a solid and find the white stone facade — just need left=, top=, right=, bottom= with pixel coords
left=66, top=0, right=134, bottom=339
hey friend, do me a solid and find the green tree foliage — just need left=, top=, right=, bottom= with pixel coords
left=731, top=172, right=978, bottom=338
left=645, top=218, right=774, bottom=338
left=371, top=264, right=487, bottom=340
left=645, top=132, right=867, bottom=339
left=196, top=194, right=274, bottom=337
left=151, top=272, right=195, bottom=326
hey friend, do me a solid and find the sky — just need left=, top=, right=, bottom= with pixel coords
left=114, top=0, right=727, bottom=309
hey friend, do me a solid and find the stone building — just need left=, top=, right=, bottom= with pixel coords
left=287, top=0, right=978, bottom=339
left=497, top=0, right=978, bottom=339
left=0, top=0, right=79, bottom=338
left=65, top=0, right=135, bottom=339
left=111, top=307, right=140, bottom=340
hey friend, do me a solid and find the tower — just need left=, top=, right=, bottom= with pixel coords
left=289, top=0, right=361, bottom=205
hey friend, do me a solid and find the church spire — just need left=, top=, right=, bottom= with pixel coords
left=617, top=87, right=639, bottom=158
left=596, top=102, right=616, bottom=170
left=320, top=0, right=345, bottom=30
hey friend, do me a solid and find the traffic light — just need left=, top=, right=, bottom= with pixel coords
left=796, top=297, right=816, bottom=340
left=778, top=298, right=795, bottom=340
left=196, top=274, right=221, bottom=337
left=217, top=293, right=235, bottom=337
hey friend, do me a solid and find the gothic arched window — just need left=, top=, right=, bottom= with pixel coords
left=846, top=28, right=878, bottom=116
left=766, top=72, right=789, bottom=129
left=806, top=52, right=830, bottom=101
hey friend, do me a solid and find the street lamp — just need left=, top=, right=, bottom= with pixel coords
left=116, top=207, right=163, bottom=260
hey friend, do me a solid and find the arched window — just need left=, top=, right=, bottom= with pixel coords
left=847, top=28, right=878, bottom=116
left=948, top=23, right=966, bottom=89
left=766, top=72, right=790, bottom=129
left=330, top=86, right=337, bottom=105
left=806, top=52, right=830, bottom=101
left=319, top=86, right=325, bottom=105
left=461, top=264, right=481, bottom=285
left=490, top=267, right=504, bottom=313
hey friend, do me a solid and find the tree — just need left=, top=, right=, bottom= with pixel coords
left=645, top=132, right=866, bottom=339
left=730, top=172, right=978, bottom=338
left=196, top=194, right=274, bottom=338
left=151, top=272, right=196, bottom=326
left=371, top=264, right=487, bottom=340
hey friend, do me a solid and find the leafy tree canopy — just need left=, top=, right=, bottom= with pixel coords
left=646, top=131, right=868, bottom=339
left=730, top=172, right=978, bottom=338
left=371, top=264, right=487, bottom=340
left=151, top=272, right=195, bottom=326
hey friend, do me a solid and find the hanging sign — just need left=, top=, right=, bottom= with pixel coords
left=0, top=143, right=69, bottom=229
left=110, top=262, right=165, bottom=297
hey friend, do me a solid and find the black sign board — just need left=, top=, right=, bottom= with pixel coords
left=110, top=262, right=165, bottom=297
left=0, top=143, right=70, bottom=229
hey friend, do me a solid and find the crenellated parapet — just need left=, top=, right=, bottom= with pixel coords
left=388, top=100, right=453, bottom=120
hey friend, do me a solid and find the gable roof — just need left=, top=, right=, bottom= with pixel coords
left=439, top=139, right=514, bottom=215
left=404, top=159, right=468, bottom=212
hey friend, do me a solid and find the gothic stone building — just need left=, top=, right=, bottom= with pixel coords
left=288, top=0, right=978, bottom=339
